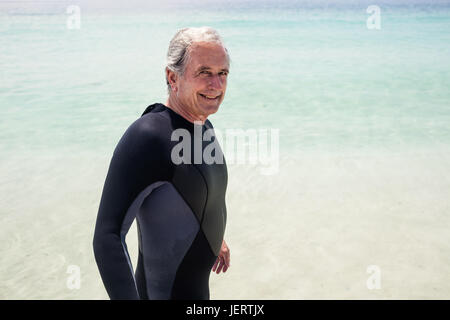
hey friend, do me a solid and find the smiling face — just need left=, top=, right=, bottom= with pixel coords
left=167, top=41, right=229, bottom=122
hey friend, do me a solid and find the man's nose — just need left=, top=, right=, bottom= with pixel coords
left=208, top=75, right=223, bottom=90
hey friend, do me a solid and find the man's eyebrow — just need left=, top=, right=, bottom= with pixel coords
left=197, top=66, right=211, bottom=71
left=196, top=66, right=229, bottom=73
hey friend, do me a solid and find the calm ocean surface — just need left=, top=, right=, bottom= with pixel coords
left=1, top=0, right=450, bottom=154
left=1, top=0, right=450, bottom=299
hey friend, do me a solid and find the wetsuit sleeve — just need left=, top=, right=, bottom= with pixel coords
left=93, top=118, right=166, bottom=300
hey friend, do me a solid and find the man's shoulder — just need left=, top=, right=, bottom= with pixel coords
left=141, top=103, right=168, bottom=117
left=122, top=105, right=173, bottom=145
left=136, top=103, right=172, bottom=129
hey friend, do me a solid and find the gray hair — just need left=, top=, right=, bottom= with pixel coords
left=165, top=26, right=230, bottom=93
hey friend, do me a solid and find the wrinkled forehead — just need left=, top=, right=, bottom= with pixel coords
left=186, top=41, right=230, bottom=70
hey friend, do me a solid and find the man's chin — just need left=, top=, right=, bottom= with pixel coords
left=199, top=103, right=220, bottom=116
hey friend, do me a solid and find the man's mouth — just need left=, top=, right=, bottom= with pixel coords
left=199, top=93, right=221, bottom=101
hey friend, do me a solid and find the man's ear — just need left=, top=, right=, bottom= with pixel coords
left=166, top=67, right=178, bottom=91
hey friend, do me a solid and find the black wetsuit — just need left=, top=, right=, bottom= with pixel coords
left=93, top=103, right=227, bottom=300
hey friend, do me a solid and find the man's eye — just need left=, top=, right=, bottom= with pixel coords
left=219, top=72, right=228, bottom=76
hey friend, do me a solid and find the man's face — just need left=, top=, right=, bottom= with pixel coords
left=174, top=41, right=229, bottom=118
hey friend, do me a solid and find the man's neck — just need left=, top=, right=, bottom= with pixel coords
left=165, top=96, right=207, bottom=125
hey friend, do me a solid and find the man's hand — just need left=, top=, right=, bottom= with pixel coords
left=212, top=239, right=230, bottom=274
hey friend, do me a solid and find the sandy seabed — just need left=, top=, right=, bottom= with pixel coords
left=1, top=146, right=449, bottom=299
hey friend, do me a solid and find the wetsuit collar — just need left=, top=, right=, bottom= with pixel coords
left=142, top=103, right=209, bottom=131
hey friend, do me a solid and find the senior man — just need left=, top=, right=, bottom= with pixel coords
left=93, top=27, right=231, bottom=300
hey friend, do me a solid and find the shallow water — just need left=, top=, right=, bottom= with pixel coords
left=1, top=0, right=450, bottom=299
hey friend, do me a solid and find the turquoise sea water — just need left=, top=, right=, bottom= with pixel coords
left=1, top=1, right=450, bottom=155
left=1, top=0, right=450, bottom=299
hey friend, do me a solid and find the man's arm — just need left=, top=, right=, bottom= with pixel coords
left=93, top=117, right=166, bottom=299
